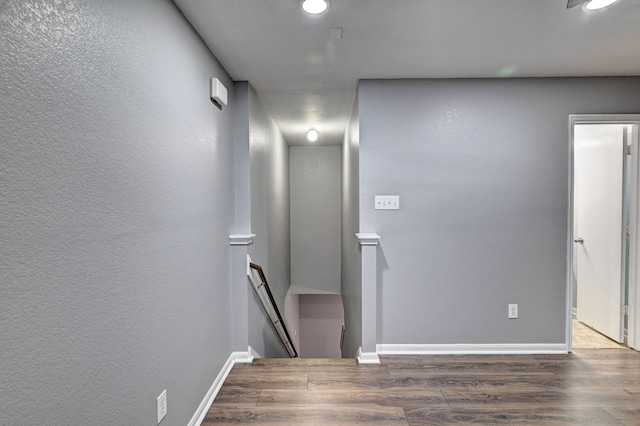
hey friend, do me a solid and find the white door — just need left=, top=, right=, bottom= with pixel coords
left=574, top=124, right=625, bottom=343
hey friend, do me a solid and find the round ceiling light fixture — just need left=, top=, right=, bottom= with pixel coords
left=583, top=0, right=617, bottom=10
left=306, top=129, right=319, bottom=142
left=301, top=0, right=329, bottom=15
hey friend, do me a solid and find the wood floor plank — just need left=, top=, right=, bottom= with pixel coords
left=405, top=407, right=623, bottom=425
left=204, top=404, right=409, bottom=425
left=258, top=388, right=449, bottom=409
left=304, top=364, right=391, bottom=378
left=418, top=354, right=573, bottom=363
left=308, top=375, right=483, bottom=392
left=222, top=373, right=308, bottom=389
left=209, top=386, right=260, bottom=408
left=379, top=355, right=425, bottom=364
left=308, top=369, right=391, bottom=379
left=230, top=363, right=309, bottom=374
left=604, top=407, right=640, bottom=426
left=443, top=388, right=639, bottom=408
left=477, top=375, right=606, bottom=391
left=388, top=362, right=559, bottom=377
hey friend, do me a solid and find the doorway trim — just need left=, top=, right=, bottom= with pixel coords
left=567, top=114, right=640, bottom=352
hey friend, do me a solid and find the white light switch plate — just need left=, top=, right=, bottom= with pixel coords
left=375, top=195, right=400, bottom=210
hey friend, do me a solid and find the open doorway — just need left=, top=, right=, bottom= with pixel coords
left=569, top=115, right=640, bottom=351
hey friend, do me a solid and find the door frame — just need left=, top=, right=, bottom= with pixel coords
left=567, top=114, right=640, bottom=352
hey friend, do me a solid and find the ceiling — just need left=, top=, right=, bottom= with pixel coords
left=174, top=0, right=640, bottom=145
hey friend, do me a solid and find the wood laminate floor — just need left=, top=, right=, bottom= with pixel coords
left=203, top=348, right=640, bottom=425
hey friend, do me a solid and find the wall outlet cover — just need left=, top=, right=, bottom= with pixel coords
left=157, top=389, right=167, bottom=424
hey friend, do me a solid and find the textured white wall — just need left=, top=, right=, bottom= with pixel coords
left=358, top=78, right=640, bottom=346
left=0, top=1, right=235, bottom=424
left=290, top=146, right=342, bottom=294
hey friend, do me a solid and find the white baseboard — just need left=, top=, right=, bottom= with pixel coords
left=356, top=347, right=381, bottom=364
left=234, top=346, right=260, bottom=364
left=376, top=343, right=568, bottom=355
left=248, top=346, right=262, bottom=360
left=188, top=350, right=254, bottom=426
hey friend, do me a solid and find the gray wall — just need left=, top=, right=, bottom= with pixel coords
left=341, top=92, right=362, bottom=357
left=299, top=294, right=345, bottom=358
left=244, top=83, right=291, bottom=357
left=358, top=78, right=640, bottom=346
left=290, top=146, right=342, bottom=294
left=0, top=0, right=235, bottom=424
left=234, top=82, right=252, bottom=234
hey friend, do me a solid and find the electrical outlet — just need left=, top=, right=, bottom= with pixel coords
left=508, top=304, right=518, bottom=319
left=157, top=389, right=167, bottom=424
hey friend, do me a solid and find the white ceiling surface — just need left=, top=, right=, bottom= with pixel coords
left=174, top=0, right=640, bottom=145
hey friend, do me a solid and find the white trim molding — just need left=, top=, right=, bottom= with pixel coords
left=377, top=343, right=568, bottom=355
left=188, top=350, right=254, bottom=426
left=567, top=115, right=640, bottom=351
left=356, top=233, right=381, bottom=246
left=357, top=347, right=381, bottom=364
left=234, top=346, right=259, bottom=364
left=229, top=233, right=256, bottom=245
left=356, top=232, right=380, bottom=359
left=248, top=346, right=262, bottom=360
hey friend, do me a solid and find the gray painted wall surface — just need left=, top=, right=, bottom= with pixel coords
left=234, top=82, right=252, bottom=233
left=290, top=146, right=342, bottom=294
left=341, top=93, right=362, bottom=358
left=0, top=1, right=235, bottom=424
left=284, top=288, right=301, bottom=352
left=230, top=82, right=251, bottom=353
left=358, top=78, right=640, bottom=345
left=246, top=84, right=290, bottom=357
left=299, top=294, right=345, bottom=358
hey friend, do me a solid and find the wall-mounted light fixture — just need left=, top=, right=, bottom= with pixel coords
left=210, top=78, right=228, bottom=108
left=306, top=129, right=319, bottom=142
left=301, top=0, right=329, bottom=15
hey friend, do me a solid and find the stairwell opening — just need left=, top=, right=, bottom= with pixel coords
left=288, top=145, right=344, bottom=358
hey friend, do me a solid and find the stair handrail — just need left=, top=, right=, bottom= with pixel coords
left=248, top=262, right=298, bottom=358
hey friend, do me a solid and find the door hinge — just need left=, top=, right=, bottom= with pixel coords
left=623, top=305, right=629, bottom=316
left=626, top=226, right=632, bottom=236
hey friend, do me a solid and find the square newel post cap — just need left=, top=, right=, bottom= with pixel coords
left=229, top=234, right=256, bottom=245
left=356, top=233, right=381, bottom=246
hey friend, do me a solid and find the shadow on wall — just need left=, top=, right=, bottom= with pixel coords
left=249, top=283, right=289, bottom=358
left=377, top=245, right=389, bottom=345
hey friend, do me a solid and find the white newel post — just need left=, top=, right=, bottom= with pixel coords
left=229, top=234, right=255, bottom=362
left=356, top=233, right=381, bottom=364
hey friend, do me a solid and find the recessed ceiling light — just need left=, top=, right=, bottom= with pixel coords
left=306, top=129, right=319, bottom=142
left=301, top=0, right=328, bottom=15
left=583, top=0, right=617, bottom=10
